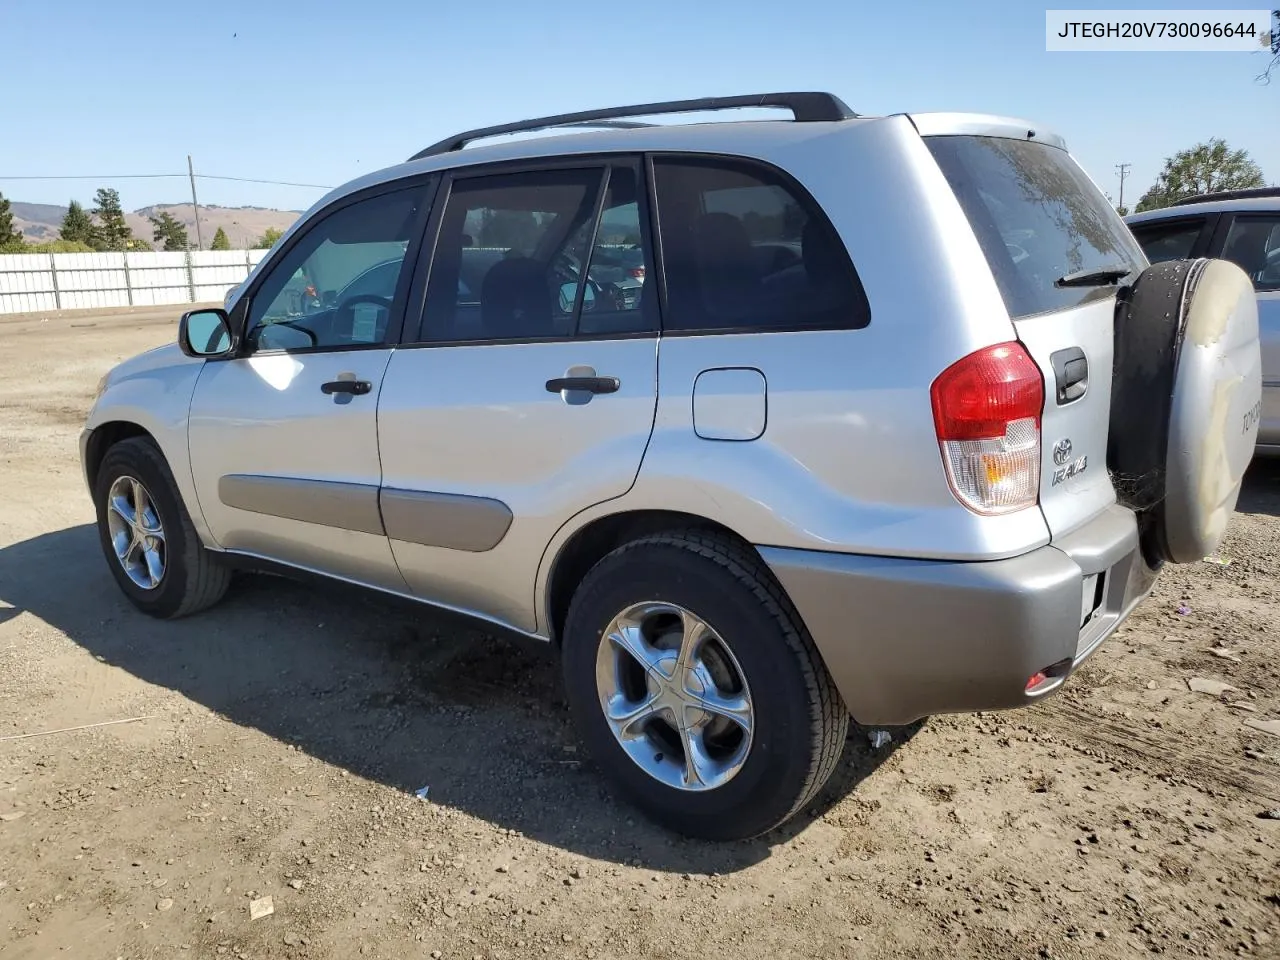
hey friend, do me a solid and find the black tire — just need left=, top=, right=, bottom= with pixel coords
left=94, top=436, right=231, bottom=619
left=561, top=530, right=848, bottom=841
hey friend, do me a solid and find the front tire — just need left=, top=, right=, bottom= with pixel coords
left=561, top=530, right=848, bottom=840
left=94, top=436, right=230, bottom=619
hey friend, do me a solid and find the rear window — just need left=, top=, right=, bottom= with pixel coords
left=926, top=136, right=1146, bottom=319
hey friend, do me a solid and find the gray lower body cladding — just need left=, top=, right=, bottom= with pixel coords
left=760, top=504, right=1154, bottom=726
left=215, top=475, right=512, bottom=551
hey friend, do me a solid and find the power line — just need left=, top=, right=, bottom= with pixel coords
left=0, top=173, right=334, bottom=189
left=0, top=173, right=184, bottom=180
left=1115, top=163, right=1131, bottom=212
left=195, top=174, right=334, bottom=189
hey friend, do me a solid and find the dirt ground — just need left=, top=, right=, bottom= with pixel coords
left=1, top=312, right=1277, bottom=960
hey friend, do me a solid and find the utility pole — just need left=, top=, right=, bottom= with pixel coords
left=1115, top=163, right=1131, bottom=213
left=187, top=155, right=204, bottom=251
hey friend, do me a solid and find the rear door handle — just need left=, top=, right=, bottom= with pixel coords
left=545, top=376, right=620, bottom=395
left=321, top=379, right=372, bottom=396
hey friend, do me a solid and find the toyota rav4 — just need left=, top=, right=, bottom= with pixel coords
left=81, top=92, right=1262, bottom=840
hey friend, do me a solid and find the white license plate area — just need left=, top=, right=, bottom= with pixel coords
left=1080, top=573, right=1101, bottom=627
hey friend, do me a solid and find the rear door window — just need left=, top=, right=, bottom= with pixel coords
left=418, top=168, right=604, bottom=342
left=926, top=136, right=1146, bottom=319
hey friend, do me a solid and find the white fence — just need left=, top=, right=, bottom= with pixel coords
left=0, top=249, right=272, bottom=315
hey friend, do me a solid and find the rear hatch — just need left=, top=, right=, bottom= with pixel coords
left=924, top=132, right=1149, bottom=540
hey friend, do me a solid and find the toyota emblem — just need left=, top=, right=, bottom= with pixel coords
left=1052, top=438, right=1073, bottom=465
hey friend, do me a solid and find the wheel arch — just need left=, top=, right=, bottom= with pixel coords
left=83, top=420, right=156, bottom=495
left=541, top=508, right=760, bottom=646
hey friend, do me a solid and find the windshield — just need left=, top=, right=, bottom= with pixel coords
left=926, top=136, right=1146, bottom=319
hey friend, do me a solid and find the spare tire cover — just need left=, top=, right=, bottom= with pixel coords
left=1109, top=258, right=1261, bottom=564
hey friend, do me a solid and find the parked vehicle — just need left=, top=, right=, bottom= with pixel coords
left=82, top=93, right=1261, bottom=841
left=1126, top=188, right=1280, bottom=455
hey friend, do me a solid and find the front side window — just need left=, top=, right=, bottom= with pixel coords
left=1130, top=218, right=1207, bottom=264
left=1221, top=216, right=1280, bottom=292
left=652, top=157, right=868, bottom=332
left=245, top=186, right=428, bottom=352
left=420, top=168, right=606, bottom=342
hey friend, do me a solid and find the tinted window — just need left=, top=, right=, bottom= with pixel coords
left=557, top=166, right=655, bottom=336
left=1130, top=219, right=1206, bottom=263
left=927, top=137, right=1146, bottom=319
left=245, top=187, right=427, bottom=352
left=1221, top=216, right=1280, bottom=292
left=652, top=157, right=868, bottom=331
left=421, top=168, right=604, bottom=342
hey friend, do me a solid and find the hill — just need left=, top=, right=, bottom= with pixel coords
left=11, top=201, right=301, bottom=250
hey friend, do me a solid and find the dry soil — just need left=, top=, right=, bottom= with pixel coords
left=1, top=313, right=1277, bottom=960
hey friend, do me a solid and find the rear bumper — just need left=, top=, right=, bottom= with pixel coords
left=760, top=504, right=1156, bottom=726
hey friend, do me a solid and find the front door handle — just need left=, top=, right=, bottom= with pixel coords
left=321, top=379, right=372, bottom=396
left=545, top=376, right=620, bottom=395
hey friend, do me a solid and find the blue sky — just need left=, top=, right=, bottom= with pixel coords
left=2, top=0, right=1275, bottom=214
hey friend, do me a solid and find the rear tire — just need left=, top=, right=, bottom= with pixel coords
left=94, top=436, right=231, bottom=619
left=561, top=530, right=848, bottom=840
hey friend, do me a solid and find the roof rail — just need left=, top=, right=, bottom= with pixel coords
left=408, top=92, right=857, bottom=161
left=1171, top=186, right=1280, bottom=206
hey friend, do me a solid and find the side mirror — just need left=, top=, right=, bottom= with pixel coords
left=178, top=308, right=236, bottom=358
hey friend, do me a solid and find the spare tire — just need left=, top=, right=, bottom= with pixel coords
left=1109, top=257, right=1261, bottom=566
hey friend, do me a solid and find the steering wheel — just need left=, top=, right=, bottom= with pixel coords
left=339, top=293, right=394, bottom=312
left=251, top=318, right=318, bottom=350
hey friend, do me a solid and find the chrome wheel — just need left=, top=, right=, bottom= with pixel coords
left=595, top=601, right=754, bottom=792
left=105, top=475, right=166, bottom=590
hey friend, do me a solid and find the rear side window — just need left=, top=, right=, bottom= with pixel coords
left=652, top=157, right=869, bottom=332
left=1130, top=218, right=1207, bottom=263
left=926, top=136, right=1146, bottom=319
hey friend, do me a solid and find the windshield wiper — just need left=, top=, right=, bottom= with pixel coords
left=1055, top=265, right=1133, bottom=287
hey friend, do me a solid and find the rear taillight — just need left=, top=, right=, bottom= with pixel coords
left=930, top=342, right=1044, bottom=516
left=628, top=267, right=645, bottom=280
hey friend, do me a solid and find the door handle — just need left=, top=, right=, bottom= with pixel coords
left=321, top=379, right=372, bottom=396
left=1050, top=347, right=1088, bottom=404
left=545, top=376, right=620, bottom=395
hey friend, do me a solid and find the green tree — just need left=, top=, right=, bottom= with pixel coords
left=0, top=192, right=26, bottom=253
left=210, top=226, right=231, bottom=250
left=60, top=200, right=97, bottom=246
left=26, top=239, right=95, bottom=253
left=254, top=226, right=284, bottom=249
left=91, top=187, right=134, bottom=251
left=479, top=210, right=538, bottom=251
left=1135, top=139, right=1266, bottom=212
left=148, top=210, right=189, bottom=251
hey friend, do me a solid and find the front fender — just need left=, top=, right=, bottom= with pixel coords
left=83, top=353, right=213, bottom=547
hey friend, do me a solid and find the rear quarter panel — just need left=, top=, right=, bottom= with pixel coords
left=535, top=117, right=1055, bottom=631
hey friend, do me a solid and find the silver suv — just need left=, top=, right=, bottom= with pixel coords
left=80, top=93, right=1262, bottom=841
left=1125, top=188, right=1280, bottom=455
